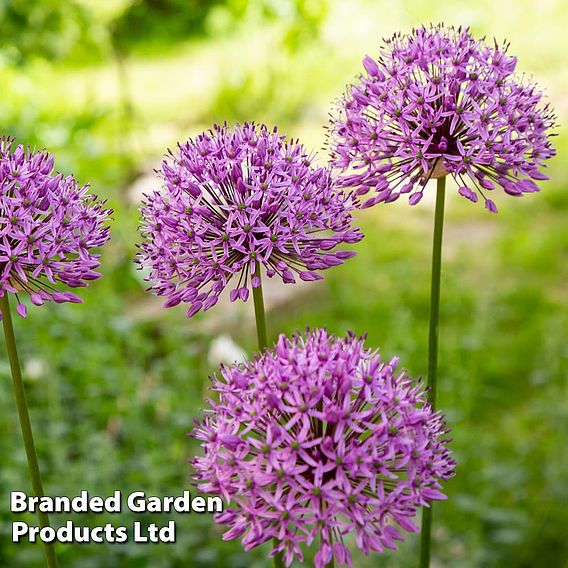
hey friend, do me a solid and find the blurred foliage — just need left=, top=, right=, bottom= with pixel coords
left=0, top=0, right=104, bottom=64
left=0, top=255, right=266, bottom=567
left=206, top=0, right=329, bottom=121
left=111, top=0, right=328, bottom=53
left=111, top=0, right=223, bottom=51
left=1, top=0, right=567, bottom=566
left=210, top=0, right=329, bottom=51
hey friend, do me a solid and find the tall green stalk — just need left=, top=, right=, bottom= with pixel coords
left=251, top=269, right=268, bottom=352
left=419, top=176, right=446, bottom=568
left=0, top=294, right=59, bottom=568
left=250, top=269, right=284, bottom=568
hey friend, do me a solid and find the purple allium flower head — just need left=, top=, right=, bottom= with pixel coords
left=0, top=137, right=112, bottom=317
left=136, top=123, right=362, bottom=318
left=137, top=124, right=362, bottom=317
left=191, top=329, right=455, bottom=567
left=328, top=24, right=557, bottom=213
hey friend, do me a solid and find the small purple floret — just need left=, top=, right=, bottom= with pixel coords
left=191, top=329, right=455, bottom=567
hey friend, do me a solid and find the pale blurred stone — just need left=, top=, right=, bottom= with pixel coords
left=208, top=335, right=247, bottom=367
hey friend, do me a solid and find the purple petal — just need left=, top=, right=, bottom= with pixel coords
left=362, top=55, right=380, bottom=77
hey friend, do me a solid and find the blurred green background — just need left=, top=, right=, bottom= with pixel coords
left=1, top=0, right=566, bottom=566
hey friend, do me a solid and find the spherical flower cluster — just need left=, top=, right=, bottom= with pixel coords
left=328, top=24, right=557, bottom=213
left=0, top=137, right=112, bottom=317
left=136, top=123, right=362, bottom=318
left=191, top=329, right=455, bottom=567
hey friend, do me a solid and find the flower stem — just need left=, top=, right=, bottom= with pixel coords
left=419, top=176, right=446, bottom=568
left=251, top=270, right=283, bottom=568
left=0, top=294, right=59, bottom=568
left=272, top=550, right=284, bottom=568
left=251, top=269, right=268, bottom=352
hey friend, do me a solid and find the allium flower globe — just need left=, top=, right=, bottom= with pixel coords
left=0, top=137, right=111, bottom=317
left=329, top=25, right=557, bottom=212
left=191, top=329, right=455, bottom=567
left=137, top=123, right=362, bottom=318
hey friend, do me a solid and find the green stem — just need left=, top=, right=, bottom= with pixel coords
left=251, top=270, right=283, bottom=568
left=251, top=269, right=268, bottom=352
left=0, top=294, right=59, bottom=568
left=272, top=548, right=284, bottom=568
left=419, top=176, right=446, bottom=568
